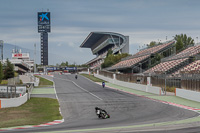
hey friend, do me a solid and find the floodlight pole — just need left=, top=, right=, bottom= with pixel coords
left=0, top=40, right=3, bottom=61
left=34, top=43, right=37, bottom=73
left=165, top=72, right=167, bottom=95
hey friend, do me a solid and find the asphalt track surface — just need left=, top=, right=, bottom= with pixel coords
left=3, top=73, right=199, bottom=133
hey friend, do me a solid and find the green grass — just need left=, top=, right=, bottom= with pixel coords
left=166, top=86, right=176, bottom=92
left=0, top=80, right=8, bottom=85
left=31, top=88, right=55, bottom=94
left=35, top=75, right=53, bottom=87
left=81, top=74, right=106, bottom=82
left=0, top=97, right=62, bottom=128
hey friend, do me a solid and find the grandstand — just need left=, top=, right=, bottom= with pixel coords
left=144, top=58, right=189, bottom=74
left=180, top=60, right=200, bottom=73
left=80, top=32, right=129, bottom=70
left=81, top=32, right=200, bottom=75
left=107, top=40, right=176, bottom=73
left=144, top=44, right=200, bottom=75
left=94, top=35, right=200, bottom=93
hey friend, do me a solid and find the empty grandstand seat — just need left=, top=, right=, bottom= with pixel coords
left=144, top=58, right=188, bottom=74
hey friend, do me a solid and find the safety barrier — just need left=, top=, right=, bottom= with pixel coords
left=0, top=84, right=33, bottom=108
left=94, top=73, right=162, bottom=95
left=175, top=88, right=200, bottom=102
left=0, top=93, right=28, bottom=108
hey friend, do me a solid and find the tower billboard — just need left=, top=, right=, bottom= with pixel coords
left=38, top=12, right=51, bottom=33
left=37, top=11, right=50, bottom=66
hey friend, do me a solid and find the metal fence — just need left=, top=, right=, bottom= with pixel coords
left=181, top=74, right=200, bottom=91
left=0, top=85, right=29, bottom=98
left=97, top=70, right=200, bottom=92
left=99, top=70, right=114, bottom=79
left=150, top=74, right=181, bottom=91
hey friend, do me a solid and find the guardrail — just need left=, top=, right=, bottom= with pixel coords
left=0, top=93, right=28, bottom=108
left=0, top=85, right=26, bottom=98
left=0, top=83, right=34, bottom=108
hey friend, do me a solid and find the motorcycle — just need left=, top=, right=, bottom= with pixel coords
left=95, top=107, right=110, bottom=119
left=75, top=75, right=78, bottom=79
left=102, top=82, right=105, bottom=88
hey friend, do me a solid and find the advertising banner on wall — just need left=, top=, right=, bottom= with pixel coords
left=12, top=53, right=29, bottom=59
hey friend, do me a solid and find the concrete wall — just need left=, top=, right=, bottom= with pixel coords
left=20, top=73, right=40, bottom=87
left=94, top=73, right=161, bottom=95
left=176, top=88, right=200, bottom=102
left=0, top=93, right=28, bottom=108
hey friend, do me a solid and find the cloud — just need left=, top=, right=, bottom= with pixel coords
left=57, top=43, right=62, bottom=47
left=67, top=42, right=75, bottom=47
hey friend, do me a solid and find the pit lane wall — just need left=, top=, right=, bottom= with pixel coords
left=176, top=88, right=200, bottom=102
left=0, top=93, right=28, bottom=108
left=94, top=73, right=162, bottom=95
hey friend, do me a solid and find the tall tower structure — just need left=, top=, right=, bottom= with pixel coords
left=37, top=11, right=51, bottom=65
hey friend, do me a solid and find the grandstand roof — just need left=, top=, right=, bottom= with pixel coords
left=80, top=32, right=126, bottom=48
left=107, top=40, right=175, bottom=71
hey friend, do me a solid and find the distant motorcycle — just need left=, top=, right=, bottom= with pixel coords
left=75, top=75, right=78, bottom=79
left=95, top=107, right=110, bottom=119
left=102, top=82, right=105, bottom=88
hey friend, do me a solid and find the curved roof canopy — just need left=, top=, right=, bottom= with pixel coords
left=80, top=32, right=126, bottom=48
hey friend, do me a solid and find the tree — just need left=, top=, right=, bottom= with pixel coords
left=106, top=49, right=113, bottom=57
left=60, top=61, right=69, bottom=67
left=148, top=41, right=156, bottom=47
left=101, top=53, right=129, bottom=68
left=68, top=64, right=76, bottom=67
left=176, top=36, right=184, bottom=52
left=4, top=59, right=14, bottom=79
left=80, top=64, right=88, bottom=67
left=0, top=62, right=3, bottom=83
left=65, top=61, right=68, bottom=66
left=174, top=34, right=194, bottom=52
left=60, top=62, right=66, bottom=66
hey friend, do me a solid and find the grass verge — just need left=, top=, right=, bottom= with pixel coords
left=81, top=74, right=106, bottom=82
left=0, top=97, right=62, bottom=128
left=35, top=75, right=53, bottom=87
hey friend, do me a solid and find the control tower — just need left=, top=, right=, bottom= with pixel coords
left=37, top=11, right=51, bottom=65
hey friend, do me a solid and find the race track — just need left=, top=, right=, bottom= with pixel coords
left=4, top=73, right=199, bottom=133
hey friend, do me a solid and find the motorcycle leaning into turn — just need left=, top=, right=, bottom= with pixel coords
left=95, top=107, right=110, bottom=119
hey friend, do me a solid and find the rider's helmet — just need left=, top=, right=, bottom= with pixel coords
left=95, top=107, right=99, bottom=110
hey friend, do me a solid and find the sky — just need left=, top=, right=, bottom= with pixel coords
left=0, top=0, right=200, bottom=65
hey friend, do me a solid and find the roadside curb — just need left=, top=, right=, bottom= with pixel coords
left=0, top=119, right=64, bottom=132
left=96, top=82, right=200, bottom=112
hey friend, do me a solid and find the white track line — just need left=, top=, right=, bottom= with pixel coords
left=53, top=81, right=63, bottom=116
left=36, top=75, right=64, bottom=121
left=54, top=76, right=103, bottom=101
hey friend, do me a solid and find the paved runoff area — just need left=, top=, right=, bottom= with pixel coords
left=31, top=87, right=57, bottom=99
